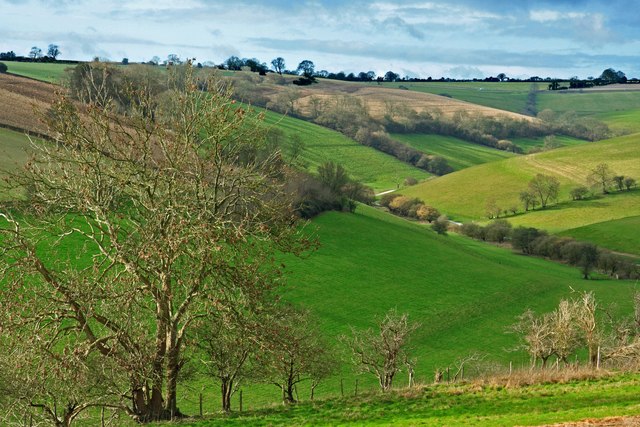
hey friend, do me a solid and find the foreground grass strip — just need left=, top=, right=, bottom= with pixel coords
left=183, top=373, right=640, bottom=426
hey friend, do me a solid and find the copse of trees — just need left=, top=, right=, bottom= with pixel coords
left=379, top=193, right=442, bottom=223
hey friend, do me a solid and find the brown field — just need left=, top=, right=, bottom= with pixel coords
left=0, top=73, right=57, bottom=135
left=230, top=73, right=536, bottom=122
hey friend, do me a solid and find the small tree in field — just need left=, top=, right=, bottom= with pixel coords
left=344, top=309, right=420, bottom=392
left=527, top=174, right=559, bottom=208
left=587, top=163, right=614, bottom=194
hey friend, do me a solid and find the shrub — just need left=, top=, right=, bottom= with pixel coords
left=0, top=62, right=7, bottom=73
left=379, top=193, right=400, bottom=208
left=484, top=219, right=512, bottom=243
left=404, top=177, right=418, bottom=186
left=416, top=205, right=440, bottom=222
left=512, top=227, right=546, bottom=254
left=431, top=215, right=449, bottom=235
left=460, top=222, right=485, bottom=240
left=570, top=186, right=590, bottom=200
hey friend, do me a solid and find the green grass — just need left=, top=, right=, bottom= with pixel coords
left=186, top=373, right=640, bottom=426
left=595, top=109, right=640, bottom=134
left=0, top=128, right=32, bottom=199
left=511, top=135, right=587, bottom=153
left=537, top=90, right=640, bottom=118
left=558, top=215, right=640, bottom=256
left=260, top=109, right=430, bottom=192
left=390, top=133, right=514, bottom=171
left=384, top=81, right=535, bottom=114
left=0, top=61, right=73, bottom=83
left=402, top=133, right=640, bottom=224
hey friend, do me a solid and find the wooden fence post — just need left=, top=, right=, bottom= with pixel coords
left=355, top=379, right=358, bottom=396
left=239, top=390, right=243, bottom=412
left=340, top=378, right=344, bottom=398
left=199, top=393, right=203, bottom=417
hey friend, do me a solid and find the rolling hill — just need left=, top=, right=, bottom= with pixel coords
left=402, top=133, right=640, bottom=227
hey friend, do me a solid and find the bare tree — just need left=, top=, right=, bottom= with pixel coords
left=527, top=174, right=560, bottom=208
left=29, top=46, right=42, bottom=59
left=271, top=57, right=286, bottom=75
left=344, top=309, right=420, bottom=391
left=266, top=307, right=336, bottom=403
left=47, top=44, right=61, bottom=60
left=0, top=65, right=309, bottom=422
left=511, top=310, right=555, bottom=368
left=587, top=163, right=614, bottom=194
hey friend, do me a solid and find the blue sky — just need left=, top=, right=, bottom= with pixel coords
left=1, top=0, right=638, bottom=79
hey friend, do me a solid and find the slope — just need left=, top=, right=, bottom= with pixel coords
left=260, top=108, right=430, bottom=191
left=402, top=133, right=640, bottom=226
left=391, top=133, right=515, bottom=171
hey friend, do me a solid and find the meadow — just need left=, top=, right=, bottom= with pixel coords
left=0, top=61, right=72, bottom=83
left=402, top=134, right=640, bottom=223
left=558, top=215, right=640, bottom=256
left=510, top=135, right=587, bottom=153
left=382, top=81, right=535, bottom=114
left=259, top=108, right=431, bottom=192
left=390, top=133, right=514, bottom=171
left=187, top=372, right=640, bottom=426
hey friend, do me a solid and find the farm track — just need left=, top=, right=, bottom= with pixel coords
left=0, top=73, right=58, bottom=136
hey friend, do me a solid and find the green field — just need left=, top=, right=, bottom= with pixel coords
left=595, top=108, right=640, bottom=134
left=0, top=128, right=32, bottom=199
left=189, top=373, right=640, bottom=426
left=171, top=203, right=636, bottom=415
left=558, top=215, right=640, bottom=256
left=511, top=135, right=587, bottom=153
left=260, top=109, right=431, bottom=192
left=390, top=133, right=514, bottom=171
left=402, top=134, right=640, bottom=223
left=0, top=61, right=73, bottom=83
left=383, top=81, right=535, bottom=114
left=537, top=90, right=640, bottom=118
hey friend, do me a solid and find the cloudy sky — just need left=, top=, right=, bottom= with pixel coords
left=1, top=0, right=639, bottom=79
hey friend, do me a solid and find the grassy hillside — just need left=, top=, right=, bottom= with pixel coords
left=0, top=61, right=72, bottom=83
left=511, top=135, right=587, bottom=153
left=402, top=134, right=640, bottom=224
left=0, top=128, right=32, bottom=199
left=384, top=81, right=534, bottom=114
left=174, top=204, right=636, bottom=413
left=537, top=90, right=640, bottom=118
left=260, top=109, right=430, bottom=192
left=190, top=373, right=640, bottom=426
left=558, top=215, right=640, bottom=256
left=595, top=108, right=640, bottom=134
left=390, top=133, right=514, bottom=171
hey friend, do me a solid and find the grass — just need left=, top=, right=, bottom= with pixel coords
left=537, top=90, right=640, bottom=118
left=558, top=215, right=640, bottom=256
left=390, top=133, right=514, bottom=171
left=402, top=133, right=640, bottom=223
left=259, top=108, right=430, bottom=192
left=0, top=127, right=32, bottom=199
left=384, top=81, right=535, bottom=114
left=183, top=372, right=640, bottom=426
left=0, top=61, right=73, bottom=83
left=595, top=108, right=640, bottom=134
left=511, top=135, right=587, bottom=153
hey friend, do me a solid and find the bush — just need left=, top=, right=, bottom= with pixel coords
left=416, top=205, right=440, bottom=222
left=460, top=222, right=485, bottom=240
left=484, top=219, right=512, bottom=243
left=0, top=62, right=7, bottom=73
left=431, top=215, right=449, bottom=235
left=570, top=186, right=590, bottom=200
left=379, top=193, right=400, bottom=208
left=404, top=177, right=418, bottom=186
left=512, top=227, right=546, bottom=254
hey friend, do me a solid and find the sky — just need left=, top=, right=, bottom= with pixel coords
left=1, top=0, right=639, bottom=80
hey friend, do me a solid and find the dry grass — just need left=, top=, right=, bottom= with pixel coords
left=472, top=366, right=614, bottom=389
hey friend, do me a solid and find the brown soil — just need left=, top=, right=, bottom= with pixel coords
left=0, top=73, right=59, bottom=135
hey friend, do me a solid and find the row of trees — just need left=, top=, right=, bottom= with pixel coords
left=513, top=292, right=640, bottom=370
left=0, top=45, right=61, bottom=62
left=459, top=221, right=639, bottom=280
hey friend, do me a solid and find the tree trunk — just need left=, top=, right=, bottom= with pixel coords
left=221, top=378, right=233, bottom=412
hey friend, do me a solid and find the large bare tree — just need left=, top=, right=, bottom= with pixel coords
left=0, top=66, right=310, bottom=423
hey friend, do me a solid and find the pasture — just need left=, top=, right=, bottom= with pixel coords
left=260, top=108, right=431, bottom=192
left=383, top=80, right=535, bottom=114
left=402, top=134, right=640, bottom=223
left=190, top=373, right=640, bottom=426
left=558, top=215, right=640, bottom=256
left=390, top=133, right=514, bottom=171
left=511, top=135, right=587, bottom=153
left=0, top=61, right=72, bottom=83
